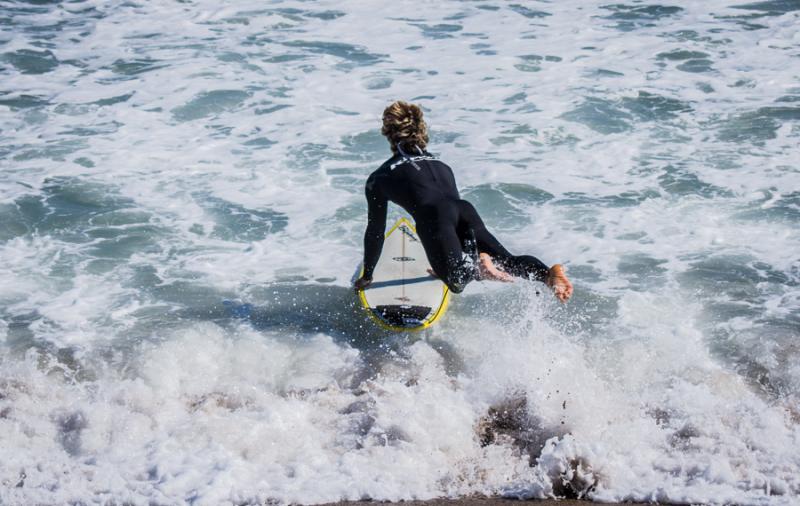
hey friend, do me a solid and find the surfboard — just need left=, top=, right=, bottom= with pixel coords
left=357, top=217, right=450, bottom=331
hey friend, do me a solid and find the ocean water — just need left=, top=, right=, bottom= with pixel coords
left=1, top=0, right=799, bottom=504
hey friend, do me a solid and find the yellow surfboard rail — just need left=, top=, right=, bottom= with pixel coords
left=357, top=217, right=450, bottom=332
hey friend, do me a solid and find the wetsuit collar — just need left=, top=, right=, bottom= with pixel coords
left=389, top=142, right=435, bottom=171
left=396, top=142, right=424, bottom=158
left=388, top=151, right=437, bottom=171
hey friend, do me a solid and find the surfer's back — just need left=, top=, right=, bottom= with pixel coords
left=368, top=154, right=460, bottom=218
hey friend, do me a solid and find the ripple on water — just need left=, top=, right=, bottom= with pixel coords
left=195, top=193, right=288, bottom=242
left=241, top=137, right=276, bottom=150
left=514, top=54, right=561, bottom=73
left=508, top=4, right=551, bottom=18
left=562, top=92, right=691, bottom=133
left=364, top=76, right=392, bottom=90
left=621, top=91, right=692, bottom=121
left=282, top=40, right=385, bottom=66
left=254, top=103, right=291, bottom=115
left=655, top=49, right=716, bottom=73
left=679, top=254, right=770, bottom=300
left=657, top=165, right=732, bottom=198
left=0, top=177, right=164, bottom=266
left=340, top=131, right=389, bottom=163
left=656, top=49, right=711, bottom=61
left=734, top=190, right=800, bottom=224
left=171, top=90, right=251, bottom=122
left=0, top=93, right=49, bottom=109
left=261, top=54, right=307, bottom=64
left=730, top=0, right=800, bottom=17
left=586, top=68, right=625, bottom=78
left=410, top=23, right=463, bottom=39
left=109, top=58, right=166, bottom=77
left=1, top=49, right=58, bottom=74
left=12, top=138, right=88, bottom=162
left=470, top=42, right=496, bottom=56
left=617, top=253, right=669, bottom=290
left=599, top=4, right=685, bottom=32
left=87, top=224, right=164, bottom=261
left=430, top=130, right=461, bottom=147
left=315, top=201, right=363, bottom=242
left=661, top=29, right=733, bottom=45
left=717, top=105, right=800, bottom=144
left=556, top=190, right=660, bottom=208
left=676, top=59, right=714, bottom=73
left=462, top=182, right=553, bottom=229
left=93, top=93, right=135, bottom=107
left=561, top=97, right=633, bottom=134
left=58, top=121, right=123, bottom=138
left=268, top=7, right=346, bottom=21
left=776, top=93, right=800, bottom=103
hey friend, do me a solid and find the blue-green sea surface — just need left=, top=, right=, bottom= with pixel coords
left=1, top=1, right=799, bottom=504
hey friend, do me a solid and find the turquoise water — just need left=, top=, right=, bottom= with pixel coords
left=1, top=1, right=799, bottom=504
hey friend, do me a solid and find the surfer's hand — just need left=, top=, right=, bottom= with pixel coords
left=354, top=276, right=372, bottom=291
left=546, top=264, right=573, bottom=302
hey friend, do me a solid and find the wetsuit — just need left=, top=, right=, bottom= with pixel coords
left=362, top=148, right=550, bottom=293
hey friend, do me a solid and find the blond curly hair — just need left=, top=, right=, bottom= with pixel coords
left=381, top=101, right=429, bottom=154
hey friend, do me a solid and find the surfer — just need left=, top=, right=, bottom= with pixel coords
left=354, top=101, right=573, bottom=302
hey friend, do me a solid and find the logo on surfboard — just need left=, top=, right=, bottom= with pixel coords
left=398, top=225, right=419, bottom=242
left=392, top=256, right=415, bottom=262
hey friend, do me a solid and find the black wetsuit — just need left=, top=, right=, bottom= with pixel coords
left=362, top=149, right=549, bottom=293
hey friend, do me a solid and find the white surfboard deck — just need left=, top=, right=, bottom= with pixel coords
left=358, top=217, right=450, bottom=331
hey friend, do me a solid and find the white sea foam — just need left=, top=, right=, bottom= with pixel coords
left=1, top=0, right=799, bottom=504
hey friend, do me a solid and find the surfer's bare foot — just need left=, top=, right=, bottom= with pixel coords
left=546, top=264, right=573, bottom=302
left=478, top=253, right=514, bottom=282
left=354, top=276, right=372, bottom=291
left=427, top=268, right=439, bottom=279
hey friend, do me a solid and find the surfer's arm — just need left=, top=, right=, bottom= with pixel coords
left=445, top=163, right=460, bottom=199
left=362, top=176, right=388, bottom=279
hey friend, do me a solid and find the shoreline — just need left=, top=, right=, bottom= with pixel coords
left=326, top=497, right=651, bottom=506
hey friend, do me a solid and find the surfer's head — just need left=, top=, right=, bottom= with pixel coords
left=382, top=101, right=429, bottom=154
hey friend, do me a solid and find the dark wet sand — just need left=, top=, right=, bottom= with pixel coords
left=327, top=497, right=651, bottom=506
